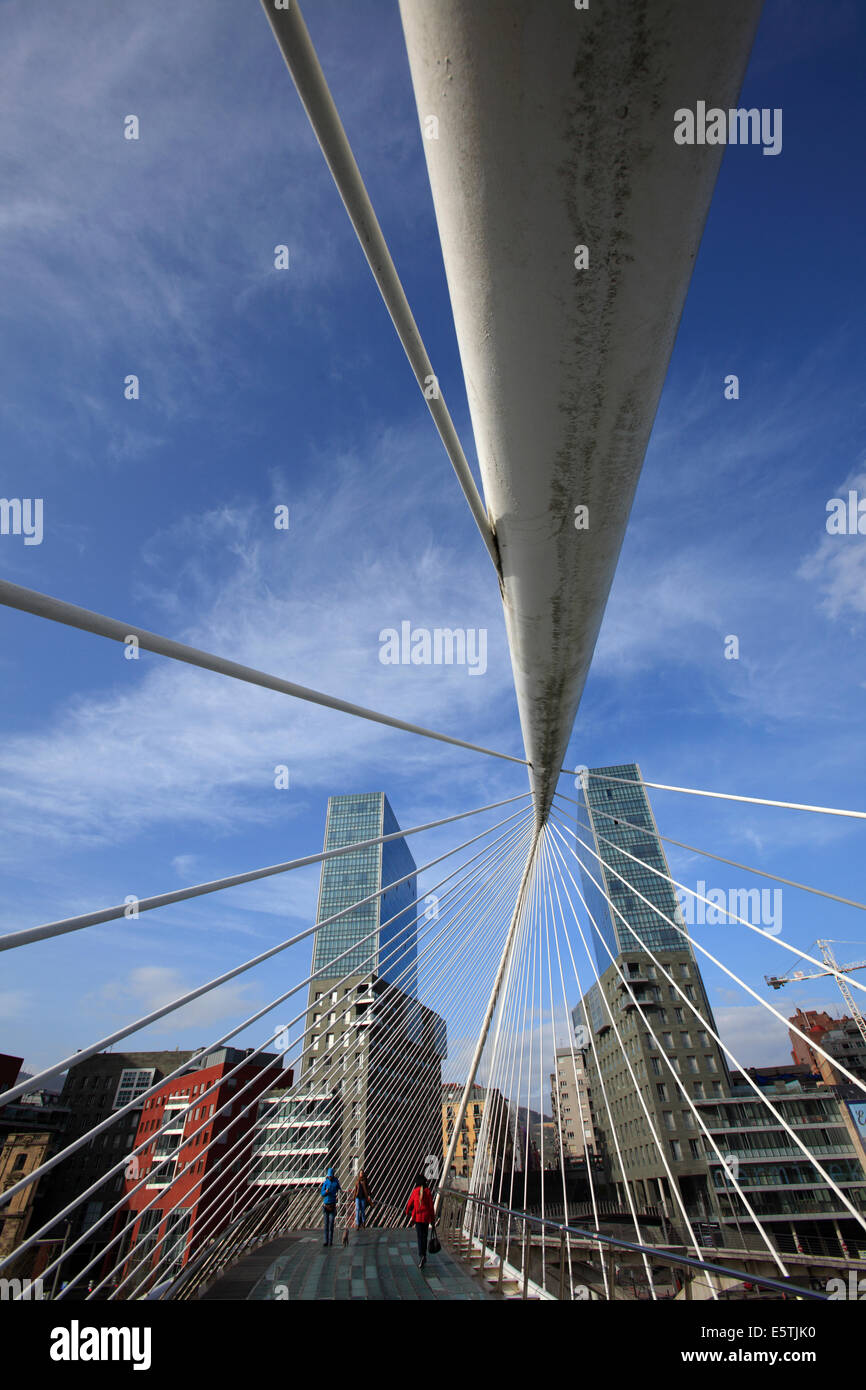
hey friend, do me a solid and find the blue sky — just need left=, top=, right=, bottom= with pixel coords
left=1, top=0, right=865, bottom=1093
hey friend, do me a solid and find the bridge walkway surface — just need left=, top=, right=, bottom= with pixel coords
left=199, top=1229, right=498, bottom=1301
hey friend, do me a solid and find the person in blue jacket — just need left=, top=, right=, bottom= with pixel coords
left=321, top=1167, right=341, bottom=1247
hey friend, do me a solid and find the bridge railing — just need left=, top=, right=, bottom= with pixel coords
left=438, top=1188, right=829, bottom=1301
left=152, top=1196, right=295, bottom=1302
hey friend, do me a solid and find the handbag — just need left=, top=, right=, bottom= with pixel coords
left=428, top=1225, right=441, bottom=1255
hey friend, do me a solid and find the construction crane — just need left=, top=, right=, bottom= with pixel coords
left=766, top=940, right=866, bottom=1048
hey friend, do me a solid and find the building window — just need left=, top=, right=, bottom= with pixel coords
left=113, top=1068, right=155, bottom=1111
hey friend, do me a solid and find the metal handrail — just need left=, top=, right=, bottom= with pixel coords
left=440, top=1187, right=830, bottom=1300
left=155, top=1198, right=289, bottom=1301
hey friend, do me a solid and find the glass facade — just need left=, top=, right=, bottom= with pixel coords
left=575, top=984, right=605, bottom=1036
left=251, top=1089, right=336, bottom=1184
left=312, top=792, right=418, bottom=997
left=576, top=763, right=690, bottom=971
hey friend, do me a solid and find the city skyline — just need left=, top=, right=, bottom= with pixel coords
left=1, top=0, right=865, bottom=1108
left=2, top=0, right=866, bottom=1325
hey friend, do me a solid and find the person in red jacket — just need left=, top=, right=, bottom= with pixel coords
left=405, top=1173, right=436, bottom=1269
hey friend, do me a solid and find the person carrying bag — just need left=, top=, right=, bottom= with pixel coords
left=405, top=1173, right=437, bottom=1269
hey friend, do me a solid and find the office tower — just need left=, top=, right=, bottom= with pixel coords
left=312, top=791, right=418, bottom=997
left=574, top=764, right=730, bottom=1220
left=576, top=762, right=687, bottom=971
left=253, top=793, right=446, bottom=1224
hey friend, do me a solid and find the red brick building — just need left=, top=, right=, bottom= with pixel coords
left=115, top=1047, right=291, bottom=1294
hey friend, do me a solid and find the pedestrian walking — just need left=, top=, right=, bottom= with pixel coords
left=405, top=1173, right=436, bottom=1269
left=321, top=1167, right=341, bottom=1247
left=351, top=1168, right=373, bottom=1230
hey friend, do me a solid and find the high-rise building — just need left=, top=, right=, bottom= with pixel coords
left=576, top=763, right=687, bottom=971
left=573, top=764, right=730, bottom=1219
left=550, top=1048, right=595, bottom=1161
left=312, top=791, right=418, bottom=996
left=253, top=793, right=446, bottom=1224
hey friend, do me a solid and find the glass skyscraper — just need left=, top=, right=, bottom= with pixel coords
left=572, top=764, right=730, bottom=1219
left=313, top=791, right=418, bottom=997
left=576, top=763, right=690, bottom=972
left=252, top=791, right=444, bottom=1220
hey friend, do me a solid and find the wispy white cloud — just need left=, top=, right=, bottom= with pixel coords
left=171, top=854, right=198, bottom=880
left=92, top=965, right=262, bottom=1035
left=0, top=989, right=34, bottom=1023
left=798, top=468, right=866, bottom=619
left=0, top=423, right=515, bottom=863
left=0, top=0, right=430, bottom=463
left=714, top=1003, right=795, bottom=1068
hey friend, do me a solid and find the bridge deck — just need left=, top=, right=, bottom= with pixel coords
left=201, top=1230, right=497, bottom=1301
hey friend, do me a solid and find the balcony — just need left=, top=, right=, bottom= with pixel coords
left=623, top=996, right=662, bottom=1011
